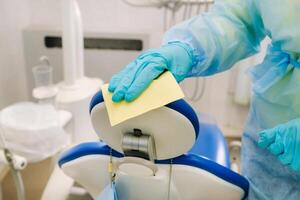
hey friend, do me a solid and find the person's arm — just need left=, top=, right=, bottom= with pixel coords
left=109, top=0, right=266, bottom=102
left=163, top=0, right=266, bottom=76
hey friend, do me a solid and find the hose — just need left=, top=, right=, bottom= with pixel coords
left=4, top=149, right=26, bottom=200
left=0, top=126, right=26, bottom=200
left=182, top=78, right=206, bottom=102
left=10, top=167, right=25, bottom=200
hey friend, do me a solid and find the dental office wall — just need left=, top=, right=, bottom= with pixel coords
left=0, top=0, right=30, bottom=109
left=0, top=0, right=262, bottom=136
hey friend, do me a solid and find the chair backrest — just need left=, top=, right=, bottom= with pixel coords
left=59, top=142, right=249, bottom=200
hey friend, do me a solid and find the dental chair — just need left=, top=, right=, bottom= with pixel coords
left=58, top=91, right=249, bottom=200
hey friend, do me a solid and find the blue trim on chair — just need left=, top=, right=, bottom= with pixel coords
left=58, top=142, right=123, bottom=167
left=85, top=91, right=248, bottom=197
left=157, top=154, right=249, bottom=197
left=165, top=99, right=199, bottom=136
left=59, top=142, right=249, bottom=198
left=189, top=121, right=231, bottom=167
left=89, top=90, right=104, bottom=113
left=89, top=91, right=199, bottom=138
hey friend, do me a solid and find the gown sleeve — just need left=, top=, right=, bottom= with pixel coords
left=163, top=0, right=266, bottom=76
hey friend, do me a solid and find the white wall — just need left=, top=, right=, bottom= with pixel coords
left=0, top=0, right=30, bottom=108
left=28, top=0, right=165, bottom=47
left=1, top=0, right=256, bottom=136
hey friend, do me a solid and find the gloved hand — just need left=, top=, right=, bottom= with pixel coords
left=108, top=42, right=195, bottom=102
left=258, top=119, right=300, bottom=171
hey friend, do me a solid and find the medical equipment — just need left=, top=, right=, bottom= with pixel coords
left=22, top=0, right=147, bottom=197
left=23, top=30, right=148, bottom=93
left=0, top=103, right=68, bottom=162
left=0, top=150, right=27, bottom=171
left=0, top=101, right=73, bottom=200
left=3, top=150, right=26, bottom=200
left=55, top=0, right=102, bottom=142
left=32, top=57, right=53, bottom=88
left=0, top=0, right=106, bottom=198
left=40, top=0, right=103, bottom=199
left=32, top=57, right=58, bottom=104
left=0, top=82, right=72, bottom=200
left=0, top=126, right=27, bottom=200
left=58, top=90, right=249, bottom=199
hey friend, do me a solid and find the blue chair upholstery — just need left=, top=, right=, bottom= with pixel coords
left=189, top=119, right=231, bottom=167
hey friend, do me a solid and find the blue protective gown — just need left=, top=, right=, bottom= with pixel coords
left=163, top=0, right=300, bottom=199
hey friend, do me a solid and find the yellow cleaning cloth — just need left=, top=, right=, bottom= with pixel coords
left=102, top=72, right=185, bottom=126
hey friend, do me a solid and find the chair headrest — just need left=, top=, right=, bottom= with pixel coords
left=90, top=91, right=199, bottom=160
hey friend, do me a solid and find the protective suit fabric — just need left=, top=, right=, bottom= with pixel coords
left=163, top=0, right=300, bottom=199
left=241, top=52, right=300, bottom=199
left=163, top=0, right=265, bottom=77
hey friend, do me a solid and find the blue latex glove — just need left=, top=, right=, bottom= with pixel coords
left=108, top=42, right=196, bottom=102
left=258, top=119, right=300, bottom=171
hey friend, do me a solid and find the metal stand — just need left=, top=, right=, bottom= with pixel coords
left=122, top=129, right=157, bottom=162
left=4, top=149, right=25, bottom=200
